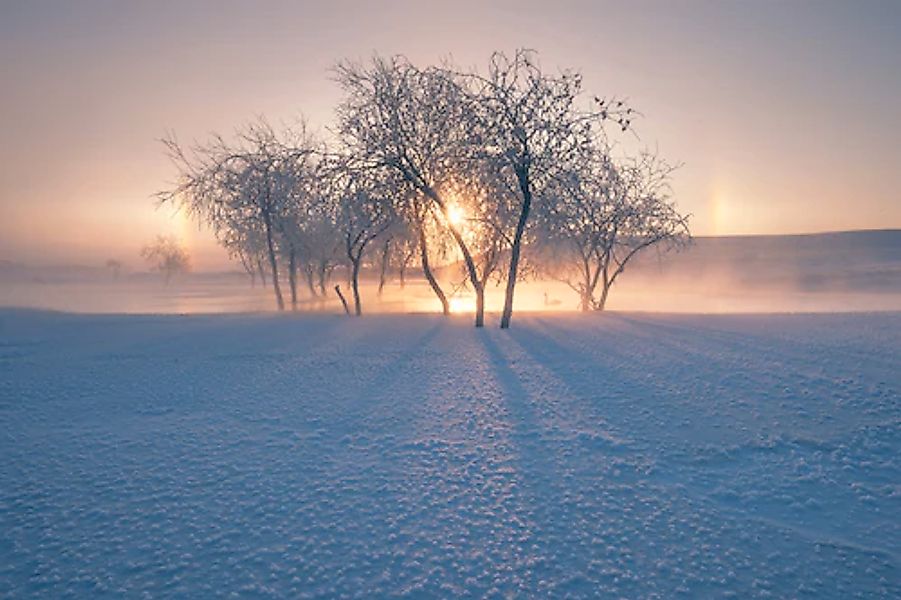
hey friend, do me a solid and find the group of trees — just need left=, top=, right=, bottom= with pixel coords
left=158, top=50, right=689, bottom=328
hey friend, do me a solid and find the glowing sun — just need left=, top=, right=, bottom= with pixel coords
left=447, top=204, right=466, bottom=228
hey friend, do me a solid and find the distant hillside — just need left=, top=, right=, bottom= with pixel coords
left=3, top=229, right=900, bottom=294
left=626, top=229, right=901, bottom=293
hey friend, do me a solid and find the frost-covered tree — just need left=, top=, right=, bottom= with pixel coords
left=295, top=196, right=342, bottom=299
left=335, top=56, right=487, bottom=325
left=464, top=49, right=632, bottom=328
left=398, top=191, right=454, bottom=315
left=440, top=165, right=518, bottom=306
left=105, top=258, right=123, bottom=280
left=158, top=119, right=317, bottom=311
left=325, top=161, right=397, bottom=316
left=540, top=149, right=690, bottom=310
left=141, top=235, right=190, bottom=284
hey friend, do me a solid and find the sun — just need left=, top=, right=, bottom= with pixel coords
left=446, top=204, right=466, bottom=228
left=449, top=296, right=472, bottom=314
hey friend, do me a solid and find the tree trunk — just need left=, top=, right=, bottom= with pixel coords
left=400, top=249, right=413, bottom=289
left=500, top=172, right=533, bottom=329
left=418, top=229, right=449, bottom=316
left=303, top=265, right=318, bottom=297
left=334, top=285, right=351, bottom=315
left=423, top=187, right=483, bottom=326
left=452, top=231, right=484, bottom=327
left=377, top=238, right=390, bottom=296
left=318, top=263, right=328, bottom=296
left=288, top=247, right=298, bottom=311
left=263, top=216, right=285, bottom=311
left=257, top=258, right=267, bottom=287
left=597, top=282, right=610, bottom=311
left=475, top=287, right=485, bottom=323
left=350, top=256, right=362, bottom=316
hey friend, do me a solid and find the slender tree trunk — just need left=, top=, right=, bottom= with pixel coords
left=597, top=282, right=610, bottom=311
left=263, top=216, right=284, bottom=311
left=288, top=248, right=298, bottom=311
left=318, top=262, right=329, bottom=296
left=500, top=173, right=532, bottom=329
left=476, top=287, right=485, bottom=323
left=453, top=232, right=484, bottom=327
left=350, top=256, right=362, bottom=316
left=303, top=265, right=318, bottom=297
left=257, top=258, right=268, bottom=287
left=334, top=285, right=351, bottom=315
left=377, top=238, right=390, bottom=297
left=594, top=262, right=611, bottom=311
left=423, top=187, right=483, bottom=326
left=400, top=250, right=414, bottom=289
left=418, top=229, right=449, bottom=316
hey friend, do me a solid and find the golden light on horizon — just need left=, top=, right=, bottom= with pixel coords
left=449, top=295, right=472, bottom=314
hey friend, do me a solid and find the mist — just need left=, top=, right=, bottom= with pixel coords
left=3, top=229, right=898, bottom=315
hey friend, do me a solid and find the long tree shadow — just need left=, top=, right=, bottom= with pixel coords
left=479, top=331, right=561, bottom=479
left=501, top=318, right=721, bottom=482
left=477, top=331, right=586, bottom=583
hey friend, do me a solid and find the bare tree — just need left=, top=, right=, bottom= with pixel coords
left=141, top=235, right=190, bottom=284
left=105, top=258, right=123, bottom=280
left=326, top=161, right=397, bottom=316
left=464, top=50, right=631, bottom=328
left=158, top=119, right=317, bottom=311
left=293, top=197, right=342, bottom=300
left=539, top=149, right=690, bottom=310
left=392, top=232, right=418, bottom=289
left=219, top=216, right=267, bottom=287
left=335, top=56, right=486, bottom=325
left=402, top=192, right=452, bottom=315
left=441, top=165, right=518, bottom=308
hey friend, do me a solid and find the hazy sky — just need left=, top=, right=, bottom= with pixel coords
left=2, top=0, right=900, bottom=268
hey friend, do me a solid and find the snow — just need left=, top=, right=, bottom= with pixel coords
left=1, top=309, right=899, bottom=597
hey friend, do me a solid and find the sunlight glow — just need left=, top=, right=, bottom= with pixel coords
left=449, top=296, right=472, bottom=314
left=446, top=204, right=466, bottom=228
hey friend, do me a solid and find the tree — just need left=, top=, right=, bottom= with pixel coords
left=399, top=191, right=453, bottom=315
left=297, top=206, right=342, bottom=299
left=335, top=56, right=487, bottom=325
left=105, top=258, right=123, bottom=280
left=158, top=118, right=317, bottom=311
left=141, top=235, right=190, bottom=284
left=539, top=149, right=690, bottom=310
left=218, top=215, right=268, bottom=287
left=441, top=165, right=518, bottom=309
left=464, top=49, right=632, bottom=328
left=391, top=232, right=418, bottom=289
left=325, top=161, right=397, bottom=316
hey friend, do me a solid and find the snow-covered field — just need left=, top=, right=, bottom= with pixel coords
left=1, top=309, right=898, bottom=597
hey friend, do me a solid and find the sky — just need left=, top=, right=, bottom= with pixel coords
left=1, top=0, right=900, bottom=269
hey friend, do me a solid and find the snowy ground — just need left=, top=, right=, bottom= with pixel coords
left=1, top=309, right=899, bottom=597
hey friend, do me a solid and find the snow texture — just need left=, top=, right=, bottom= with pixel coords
left=1, top=309, right=899, bottom=597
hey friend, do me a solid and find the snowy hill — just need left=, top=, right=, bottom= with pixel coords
left=627, top=229, right=901, bottom=292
